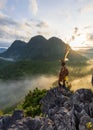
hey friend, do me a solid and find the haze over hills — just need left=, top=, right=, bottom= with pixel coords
left=0, top=35, right=87, bottom=62
left=0, top=48, right=7, bottom=53
left=0, top=40, right=26, bottom=60
left=78, top=48, right=93, bottom=59
left=0, top=36, right=91, bottom=110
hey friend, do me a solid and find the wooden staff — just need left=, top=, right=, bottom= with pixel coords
left=61, top=44, right=70, bottom=62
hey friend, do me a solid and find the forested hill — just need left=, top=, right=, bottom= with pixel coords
left=0, top=35, right=87, bottom=62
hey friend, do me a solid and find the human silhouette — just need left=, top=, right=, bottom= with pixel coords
left=58, top=60, right=69, bottom=88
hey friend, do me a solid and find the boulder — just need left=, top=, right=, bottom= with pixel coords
left=0, top=87, right=93, bottom=130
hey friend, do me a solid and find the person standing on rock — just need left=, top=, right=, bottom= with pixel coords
left=91, top=73, right=93, bottom=86
left=58, top=44, right=70, bottom=89
left=58, top=60, right=69, bottom=88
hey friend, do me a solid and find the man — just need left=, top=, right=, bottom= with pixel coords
left=58, top=60, right=69, bottom=88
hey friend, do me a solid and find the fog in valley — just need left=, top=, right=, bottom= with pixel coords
left=0, top=59, right=93, bottom=110
left=0, top=75, right=57, bottom=109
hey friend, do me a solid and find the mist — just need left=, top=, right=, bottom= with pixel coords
left=0, top=59, right=93, bottom=110
left=71, top=74, right=93, bottom=91
left=0, top=75, right=57, bottom=109
left=71, top=59, right=93, bottom=91
left=0, top=73, right=92, bottom=110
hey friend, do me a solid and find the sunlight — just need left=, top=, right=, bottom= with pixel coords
left=69, top=34, right=87, bottom=50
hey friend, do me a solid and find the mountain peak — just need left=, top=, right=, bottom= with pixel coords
left=48, top=36, right=64, bottom=43
left=11, top=40, right=26, bottom=47
left=28, top=35, right=47, bottom=44
left=0, top=35, right=86, bottom=61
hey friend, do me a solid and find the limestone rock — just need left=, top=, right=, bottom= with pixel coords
left=0, top=87, right=93, bottom=130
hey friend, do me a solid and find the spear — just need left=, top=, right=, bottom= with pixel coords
left=60, top=44, right=70, bottom=63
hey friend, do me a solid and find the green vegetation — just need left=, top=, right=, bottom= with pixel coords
left=0, top=110, right=3, bottom=116
left=0, top=59, right=92, bottom=114
left=2, top=88, right=47, bottom=117
left=22, top=88, right=47, bottom=117
left=68, top=61, right=91, bottom=81
left=86, top=122, right=93, bottom=130
left=0, top=59, right=13, bottom=68
left=0, top=59, right=90, bottom=81
left=0, top=60, right=60, bottom=80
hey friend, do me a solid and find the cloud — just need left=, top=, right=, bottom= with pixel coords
left=0, top=12, right=52, bottom=47
left=0, top=75, right=57, bottom=109
left=77, top=0, right=90, bottom=3
left=86, top=33, right=93, bottom=41
left=0, top=12, right=32, bottom=44
left=0, top=0, right=7, bottom=9
left=29, top=0, right=38, bottom=15
left=37, top=31, right=52, bottom=38
left=58, top=10, right=71, bottom=22
left=70, top=27, right=80, bottom=41
left=0, top=12, right=18, bottom=26
left=0, top=26, right=24, bottom=42
left=74, top=27, right=78, bottom=34
left=79, top=3, right=93, bottom=13
left=0, top=23, right=31, bottom=43
left=0, top=12, right=18, bottom=41
left=36, top=21, right=49, bottom=28
left=83, top=25, right=93, bottom=31
left=11, top=6, right=15, bottom=11
left=0, top=11, right=7, bottom=17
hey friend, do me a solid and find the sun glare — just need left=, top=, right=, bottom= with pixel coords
left=69, top=35, right=87, bottom=50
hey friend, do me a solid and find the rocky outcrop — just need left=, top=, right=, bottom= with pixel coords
left=0, top=87, right=93, bottom=130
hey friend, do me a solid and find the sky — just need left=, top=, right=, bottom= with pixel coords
left=0, top=0, right=93, bottom=50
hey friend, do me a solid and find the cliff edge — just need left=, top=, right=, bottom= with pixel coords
left=0, top=86, right=93, bottom=130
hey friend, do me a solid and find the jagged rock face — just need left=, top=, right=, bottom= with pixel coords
left=0, top=87, right=93, bottom=130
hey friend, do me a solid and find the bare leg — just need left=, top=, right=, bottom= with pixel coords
left=58, top=80, right=62, bottom=86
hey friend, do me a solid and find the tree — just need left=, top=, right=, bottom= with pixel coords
left=22, top=88, right=47, bottom=117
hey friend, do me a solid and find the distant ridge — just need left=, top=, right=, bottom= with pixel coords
left=0, top=48, right=7, bottom=53
left=78, top=48, right=93, bottom=59
left=0, top=35, right=86, bottom=61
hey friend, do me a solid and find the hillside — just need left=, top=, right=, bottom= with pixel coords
left=0, top=48, right=7, bottom=53
left=0, top=35, right=87, bottom=62
left=0, top=59, right=89, bottom=80
left=0, top=40, right=26, bottom=60
left=78, top=48, right=93, bottom=59
left=0, top=35, right=88, bottom=80
left=0, top=87, right=93, bottom=130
